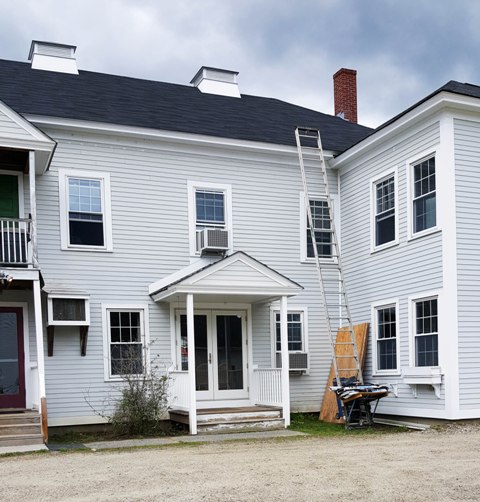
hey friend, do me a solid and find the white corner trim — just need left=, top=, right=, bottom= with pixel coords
left=58, top=168, right=113, bottom=252
left=437, top=112, right=460, bottom=418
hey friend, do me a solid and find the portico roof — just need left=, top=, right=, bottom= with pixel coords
left=149, top=251, right=303, bottom=303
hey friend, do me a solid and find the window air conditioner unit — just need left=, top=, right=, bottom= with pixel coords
left=197, top=228, right=229, bottom=254
left=276, top=352, right=309, bottom=372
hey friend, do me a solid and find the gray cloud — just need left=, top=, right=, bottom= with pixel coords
left=2, top=0, right=480, bottom=127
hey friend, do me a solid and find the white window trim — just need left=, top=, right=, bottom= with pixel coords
left=47, top=294, right=90, bottom=326
left=407, top=290, right=441, bottom=369
left=0, top=169, right=25, bottom=218
left=371, top=298, right=400, bottom=376
left=58, top=168, right=113, bottom=252
left=370, top=168, right=399, bottom=253
left=270, top=305, right=309, bottom=361
left=406, top=151, right=440, bottom=241
left=187, top=180, right=233, bottom=257
left=300, top=192, right=338, bottom=263
left=102, top=303, right=150, bottom=381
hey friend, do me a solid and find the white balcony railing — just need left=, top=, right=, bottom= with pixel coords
left=0, top=218, right=33, bottom=265
left=253, top=368, right=282, bottom=406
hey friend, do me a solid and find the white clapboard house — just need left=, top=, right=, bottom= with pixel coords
left=1, top=41, right=479, bottom=444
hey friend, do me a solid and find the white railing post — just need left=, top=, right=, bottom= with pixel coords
left=280, top=295, right=290, bottom=427
left=29, top=150, right=39, bottom=268
left=186, top=293, right=197, bottom=434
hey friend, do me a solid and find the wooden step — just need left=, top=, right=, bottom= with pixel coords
left=0, top=410, right=43, bottom=447
left=0, top=423, right=42, bottom=436
left=170, top=405, right=285, bottom=434
left=0, top=434, right=44, bottom=447
left=0, top=412, right=40, bottom=426
left=198, top=417, right=285, bottom=435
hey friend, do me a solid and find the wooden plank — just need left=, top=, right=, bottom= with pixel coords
left=319, top=323, right=369, bottom=424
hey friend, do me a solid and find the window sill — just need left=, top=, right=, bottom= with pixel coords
left=407, top=226, right=441, bottom=242
left=301, top=257, right=337, bottom=265
left=371, top=371, right=401, bottom=378
left=370, top=240, right=399, bottom=255
left=62, top=246, right=113, bottom=253
left=105, top=374, right=147, bottom=383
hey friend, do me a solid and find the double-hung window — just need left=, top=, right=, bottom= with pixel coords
left=372, top=172, right=397, bottom=249
left=304, top=198, right=332, bottom=259
left=187, top=181, right=232, bottom=255
left=275, top=311, right=304, bottom=352
left=374, top=303, right=398, bottom=372
left=414, top=297, right=438, bottom=367
left=104, top=306, right=148, bottom=378
left=68, top=178, right=104, bottom=246
left=412, top=157, right=436, bottom=235
left=195, top=190, right=225, bottom=231
left=59, top=169, right=113, bottom=251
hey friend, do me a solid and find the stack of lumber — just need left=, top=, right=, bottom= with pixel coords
left=319, top=323, right=369, bottom=423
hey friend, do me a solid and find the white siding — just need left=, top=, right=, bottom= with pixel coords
left=35, top=129, right=340, bottom=419
left=454, top=118, right=480, bottom=410
left=0, top=109, right=34, bottom=140
left=339, top=120, right=446, bottom=416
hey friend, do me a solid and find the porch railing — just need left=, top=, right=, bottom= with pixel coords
left=168, top=368, right=283, bottom=410
left=168, top=370, right=190, bottom=411
left=0, top=218, right=34, bottom=265
left=253, top=368, right=282, bottom=406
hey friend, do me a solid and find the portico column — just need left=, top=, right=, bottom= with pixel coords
left=280, top=295, right=290, bottom=427
left=33, top=278, right=48, bottom=441
left=28, top=151, right=38, bottom=268
left=186, top=293, right=197, bottom=434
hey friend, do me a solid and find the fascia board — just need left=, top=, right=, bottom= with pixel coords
left=330, top=92, right=480, bottom=168
left=25, top=114, right=335, bottom=160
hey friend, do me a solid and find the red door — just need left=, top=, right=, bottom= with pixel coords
left=0, top=307, right=25, bottom=408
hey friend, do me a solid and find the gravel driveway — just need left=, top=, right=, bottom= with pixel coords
left=2, top=427, right=480, bottom=501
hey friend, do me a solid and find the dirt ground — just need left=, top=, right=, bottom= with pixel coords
left=2, top=426, right=480, bottom=501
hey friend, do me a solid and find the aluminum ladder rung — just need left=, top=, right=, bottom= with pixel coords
left=295, top=126, right=364, bottom=414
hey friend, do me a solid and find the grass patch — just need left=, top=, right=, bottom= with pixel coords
left=49, top=421, right=187, bottom=444
left=289, top=413, right=408, bottom=436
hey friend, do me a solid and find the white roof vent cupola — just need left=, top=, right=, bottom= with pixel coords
left=190, top=66, right=240, bottom=98
left=28, top=41, right=78, bottom=75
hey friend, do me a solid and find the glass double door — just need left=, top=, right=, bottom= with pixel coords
left=0, top=307, right=25, bottom=409
left=178, top=310, right=248, bottom=400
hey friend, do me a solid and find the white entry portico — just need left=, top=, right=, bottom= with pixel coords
left=149, top=252, right=303, bottom=434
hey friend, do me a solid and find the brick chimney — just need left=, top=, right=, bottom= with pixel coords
left=333, top=68, right=357, bottom=123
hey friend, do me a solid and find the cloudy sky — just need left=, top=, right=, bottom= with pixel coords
left=1, top=0, right=478, bottom=127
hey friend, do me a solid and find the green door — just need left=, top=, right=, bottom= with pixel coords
left=0, top=175, right=19, bottom=218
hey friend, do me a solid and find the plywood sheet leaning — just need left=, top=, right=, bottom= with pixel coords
left=319, top=323, right=369, bottom=424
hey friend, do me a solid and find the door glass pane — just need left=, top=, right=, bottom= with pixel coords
left=180, top=315, right=209, bottom=391
left=0, top=313, right=19, bottom=396
left=216, top=315, right=243, bottom=391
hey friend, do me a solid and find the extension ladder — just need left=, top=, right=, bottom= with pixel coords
left=294, top=127, right=364, bottom=397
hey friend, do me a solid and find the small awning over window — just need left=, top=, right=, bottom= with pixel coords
left=149, top=251, right=303, bottom=303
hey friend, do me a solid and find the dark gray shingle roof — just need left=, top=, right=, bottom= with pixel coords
left=0, top=59, right=372, bottom=152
